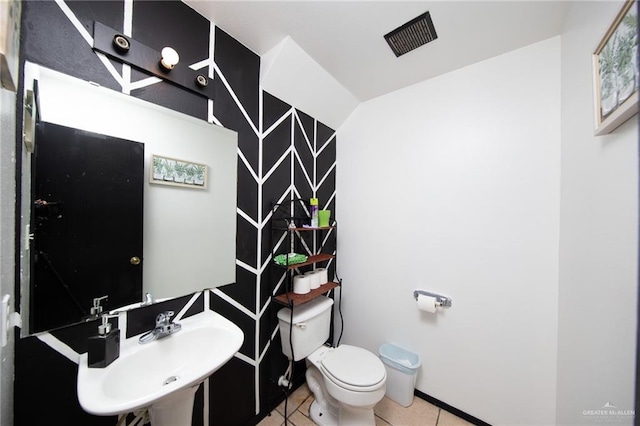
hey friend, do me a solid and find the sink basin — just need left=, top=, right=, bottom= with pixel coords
left=77, top=310, right=243, bottom=419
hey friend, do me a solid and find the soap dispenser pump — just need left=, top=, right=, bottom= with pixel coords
left=88, top=314, right=120, bottom=368
left=90, top=295, right=108, bottom=317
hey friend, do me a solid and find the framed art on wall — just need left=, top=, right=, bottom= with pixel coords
left=150, top=154, right=207, bottom=189
left=592, top=0, right=638, bottom=136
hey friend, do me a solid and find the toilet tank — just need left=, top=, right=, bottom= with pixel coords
left=277, top=296, right=334, bottom=361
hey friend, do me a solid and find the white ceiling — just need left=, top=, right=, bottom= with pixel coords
left=183, top=1, right=571, bottom=102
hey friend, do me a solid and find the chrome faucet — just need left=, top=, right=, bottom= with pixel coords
left=139, top=311, right=182, bottom=344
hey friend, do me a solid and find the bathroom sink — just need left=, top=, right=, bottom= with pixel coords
left=77, top=310, right=244, bottom=416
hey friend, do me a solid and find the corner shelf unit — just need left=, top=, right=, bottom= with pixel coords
left=270, top=200, right=339, bottom=308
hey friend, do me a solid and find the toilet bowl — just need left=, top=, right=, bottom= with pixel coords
left=277, top=297, right=387, bottom=426
left=306, top=344, right=386, bottom=425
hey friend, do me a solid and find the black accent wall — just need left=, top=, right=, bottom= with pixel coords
left=16, top=1, right=337, bottom=425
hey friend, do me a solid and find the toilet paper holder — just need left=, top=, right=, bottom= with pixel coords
left=413, top=290, right=452, bottom=308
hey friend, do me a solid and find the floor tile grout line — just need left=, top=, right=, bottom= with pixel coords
left=376, top=411, right=394, bottom=425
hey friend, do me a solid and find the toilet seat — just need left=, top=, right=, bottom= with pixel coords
left=320, top=345, right=386, bottom=392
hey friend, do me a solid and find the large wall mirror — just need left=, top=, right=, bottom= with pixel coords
left=20, top=62, right=238, bottom=335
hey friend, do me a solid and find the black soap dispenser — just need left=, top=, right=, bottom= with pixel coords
left=88, top=315, right=120, bottom=368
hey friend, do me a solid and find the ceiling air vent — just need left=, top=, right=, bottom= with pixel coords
left=384, top=11, right=438, bottom=57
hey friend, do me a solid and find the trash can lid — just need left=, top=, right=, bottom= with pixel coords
left=379, top=343, right=421, bottom=372
left=321, top=345, right=386, bottom=388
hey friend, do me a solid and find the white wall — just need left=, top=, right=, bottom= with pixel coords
left=557, top=2, right=638, bottom=424
left=337, top=37, right=561, bottom=425
left=261, top=36, right=359, bottom=130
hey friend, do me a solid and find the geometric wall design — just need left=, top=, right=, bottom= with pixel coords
left=16, top=1, right=336, bottom=425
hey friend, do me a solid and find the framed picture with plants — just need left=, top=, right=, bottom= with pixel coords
left=592, top=0, right=638, bottom=136
left=150, top=154, right=207, bottom=189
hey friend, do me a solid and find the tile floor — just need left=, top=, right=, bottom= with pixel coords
left=257, top=384, right=474, bottom=426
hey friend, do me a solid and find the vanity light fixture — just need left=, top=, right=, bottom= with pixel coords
left=160, top=47, right=180, bottom=70
left=93, top=21, right=214, bottom=99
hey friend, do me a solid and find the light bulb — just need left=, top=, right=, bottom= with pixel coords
left=160, top=47, right=179, bottom=70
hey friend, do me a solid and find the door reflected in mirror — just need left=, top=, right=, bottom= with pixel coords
left=32, top=122, right=144, bottom=333
left=20, top=63, right=238, bottom=335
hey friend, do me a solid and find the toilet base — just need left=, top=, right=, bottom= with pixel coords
left=309, top=399, right=338, bottom=426
left=337, top=403, right=376, bottom=426
left=309, top=399, right=378, bottom=426
left=307, top=365, right=378, bottom=426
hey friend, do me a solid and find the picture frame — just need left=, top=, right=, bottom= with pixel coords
left=150, top=154, right=207, bottom=189
left=592, top=0, right=638, bottom=136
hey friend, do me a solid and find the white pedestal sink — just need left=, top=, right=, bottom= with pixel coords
left=77, top=309, right=244, bottom=424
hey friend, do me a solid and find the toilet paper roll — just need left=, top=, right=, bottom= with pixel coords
left=304, top=270, right=322, bottom=289
left=314, top=268, right=329, bottom=285
left=293, top=274, right=311, bottom=294
left=416, top=295, right=439, bottom=313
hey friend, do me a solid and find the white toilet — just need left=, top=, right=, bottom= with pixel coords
left=277, top=297, right=386, bottom=426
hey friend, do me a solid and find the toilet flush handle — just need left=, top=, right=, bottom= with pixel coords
left=295, top=322, right=306, bottom=329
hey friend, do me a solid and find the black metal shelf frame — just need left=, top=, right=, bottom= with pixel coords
left=269, top=198, right=338, bottom=307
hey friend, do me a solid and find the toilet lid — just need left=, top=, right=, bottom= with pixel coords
left=321, top=345, right=386, bottom=388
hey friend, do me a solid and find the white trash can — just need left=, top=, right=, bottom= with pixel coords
left=379, top=343, right=421, bottom=407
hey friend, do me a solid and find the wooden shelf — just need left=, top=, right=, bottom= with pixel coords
left=274, top=281, right=339, bottom=306
left=277, top=253, right=335, bottom=269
